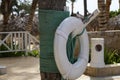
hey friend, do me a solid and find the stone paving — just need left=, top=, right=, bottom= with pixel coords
left=0, top=56, right=120, bottom=80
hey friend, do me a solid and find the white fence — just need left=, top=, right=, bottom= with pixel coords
left=0, top=31, right=39, bottom=55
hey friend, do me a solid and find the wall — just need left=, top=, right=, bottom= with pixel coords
left=88, top=30, right=120, bottom=50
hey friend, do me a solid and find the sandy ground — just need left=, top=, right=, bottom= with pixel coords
left=0, top=56, right=120, bottom=80
left=0, top=56, right=40, bottom=80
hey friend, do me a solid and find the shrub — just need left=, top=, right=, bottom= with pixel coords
left=110, top=9, right=120, bottom=18
left=28, top=50, right=39, bottom=57
left=104, top=49, right=120, bottom=64
left=0, top=44, right=39, bottom=57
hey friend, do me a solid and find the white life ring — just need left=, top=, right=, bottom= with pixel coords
left=54, top=17, right=89, bottom=80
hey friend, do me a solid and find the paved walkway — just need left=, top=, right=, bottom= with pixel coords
left=0, top=57, right=120, bottom=80
left=0, top=57, right=40, bottom=80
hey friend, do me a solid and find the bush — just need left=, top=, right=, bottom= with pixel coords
left=0, top=44, right=39, bottom=57
left=110, top=9, right=120, bottom=18
left=0, top=52, right=25, bottom=57
left=28, top=50, right=39, bottom=57
left=0, top=44, right=25, bottom=57
left=104, top=49, right=120, bottom=64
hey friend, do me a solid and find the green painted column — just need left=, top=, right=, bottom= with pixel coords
left=38, top=10, right=69, bottom=73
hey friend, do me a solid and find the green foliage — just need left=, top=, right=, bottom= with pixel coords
left=104, top=49, right=120, bottom=64
left=0, top=44, right=25, bottom=57
left=18, top=2, right=31, bottom=14
left=0, top=52, right=25, bottom=57
left=110, top=9, right=120, bottom=18
left=0, top=44, right=39, bottom=57
left=0, top=0, right=32, bottom=15
left=70, top=0, right=76, bottom=2
left=28, top=50, right=39, bottom=57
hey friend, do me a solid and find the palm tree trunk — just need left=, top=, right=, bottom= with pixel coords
left=3, top=13, right=10, bottom=25
left=119, top=0, right=120, bottom=9
left=1, top=0, right=12, bottom=25
left=0, top=0, right=14, bottom=32
left=39, top=0, right=66, bottom=11
left=71, top=2, right=74, bottom=15
left=70, top=0, right=76, bottom=16
left=98, top=0, right=107, bottom=31
left=26, top=0, right=38, bottom=33
left=41, top=72, right=61, bottom=80
left=106, top=0, right=111, bottom=21
left=84, top=0, right=87, bottom=17
left=38, top=0, right=66, bottom=80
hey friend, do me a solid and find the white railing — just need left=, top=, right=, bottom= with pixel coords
left=0, top=31, right=39, bottom=55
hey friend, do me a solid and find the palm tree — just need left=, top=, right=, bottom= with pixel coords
left=84, top=0, right=87, bottom=17
left=26, top=0, right=38, bottom=33
left=119, top=0, right=120, bottom=9
left=98, top=0, right=107, bottom=30
left=70, top=0, right=76, bottom=15
left=39, top=0, right=66, bottom=11
left=0, top=0, right=18, bottom=40
left=0, top=0, right=17, bottom=25
left=106, top=0, right=111, bottom=21
left=38, top=0, right=67, bottom=80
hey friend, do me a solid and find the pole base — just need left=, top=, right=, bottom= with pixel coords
left=0, top=66, right=7, bottom=75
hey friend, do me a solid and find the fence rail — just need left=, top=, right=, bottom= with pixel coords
left=0, top=31, right=39, bottom=55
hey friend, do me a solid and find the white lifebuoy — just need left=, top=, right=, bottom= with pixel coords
left=54, top=17, right=89, bottom=80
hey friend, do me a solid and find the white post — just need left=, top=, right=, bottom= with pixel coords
left=25, top=32, right=28, bottom=56
left=90, top=38, right=105, bottom=68
left=0, top=66, right=6, bottom=75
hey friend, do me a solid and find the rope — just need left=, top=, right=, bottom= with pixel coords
left=75, top=27, right=86, bottom=37
left=66, top=27, right=86, bottom=64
